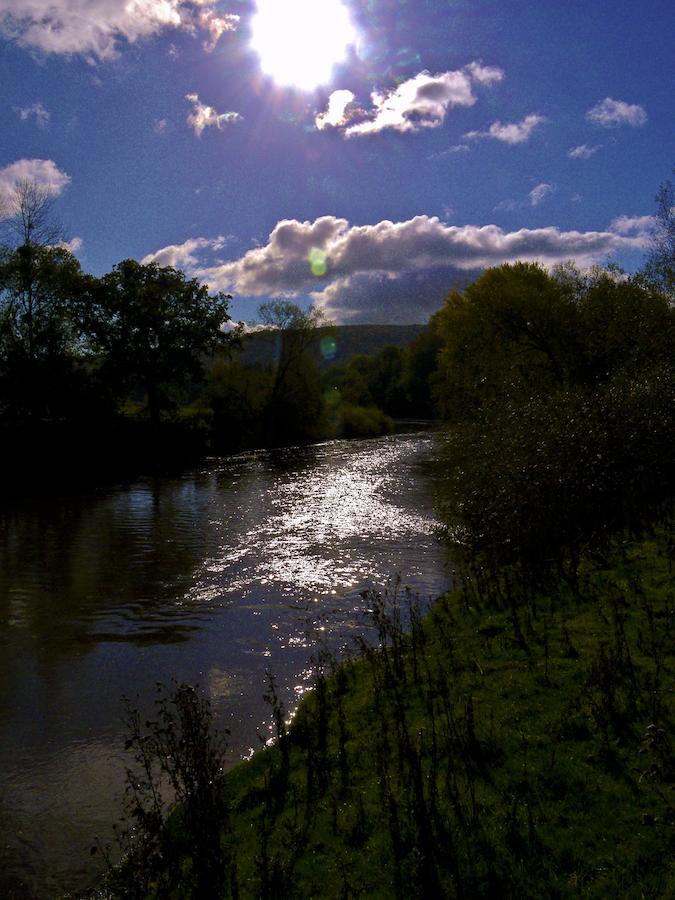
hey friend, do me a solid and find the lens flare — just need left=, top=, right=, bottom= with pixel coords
left=250, top=0, right=357, bottom=91
left=309, top=247, right=328, bottom=276
left=320, top=336, right=337, bottom=360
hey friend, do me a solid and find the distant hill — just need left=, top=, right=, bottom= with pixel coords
left=237, top=323, right=427, bottom=370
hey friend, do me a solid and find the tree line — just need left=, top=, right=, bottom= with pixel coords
left=2, top=176, right=672, bottom=502
left=0, top=181, right=231, bottom=430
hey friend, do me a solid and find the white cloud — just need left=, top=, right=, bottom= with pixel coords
left=153, top=118, right=168, bottom=134
left=586, top=97, right=647, bottom=128
left=185, top=93, right=242, bottom=136
left=55, top=236, right=84, bottom=254
left=315, top=90, right=357, bottom=130
left=197, top=9, right=239, bottom=52
left=568, top=143, right=601, bottom=159
left=0, top=0, right=238, bottom=61
left=465, top=113, right=546, bottom=145
left=316, top=62, right=504, bottom=137
left=15, top=101, right=50, bottom=127
left=529, top=182, right=555, bottom=206
left=463, top=61, right=504, bottom=85
left=189, top=215, right=650, bottom=311
left=142, top=235, right=227, bottom=268
left=609, top=215, right=655, bottom=235
left=0, top=159, right=71, bottom=209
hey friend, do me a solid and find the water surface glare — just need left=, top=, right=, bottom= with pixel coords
left=0, top=433, right=449, bottom=897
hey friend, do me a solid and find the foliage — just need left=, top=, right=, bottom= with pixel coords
left=105, top=683, right=234, bottom=898
left=403, top=320, right=444, bottom=418
left=324, top=335, right=440, bottom=422
left=0, top=180, right=88, bottom=420
left=255, top=300, right=329, bottom=444
left=83, top=259, right=231, bottom=424
left=329, top=399, right=394, bottom=438
left=436, top=368, right=674, bottom=571
left=642, top=177, right=674, bottom=295
left=433, top=262, right=674, bottom=422
left=431, top=261, right=674, bottom=568
left=205, top=359, right=272, bottom=451
left=0, top=244, right=83, bottom=358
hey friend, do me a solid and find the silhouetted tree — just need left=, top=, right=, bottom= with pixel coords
left=403, top=320, right=443, bottom=418
left=85, top=260, right=231, bottom=425
left=433, top=263, right=578, bottom=420
left=0, top=180, right=84, bottom=419
left=257, top=300, right=329, bottom=442
left=432, top=261, right=674, bottom=422
left=643, top=177, right=674, bottom=294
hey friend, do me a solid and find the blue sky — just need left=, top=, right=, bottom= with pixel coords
left=1, top=0, right=672, bottom=323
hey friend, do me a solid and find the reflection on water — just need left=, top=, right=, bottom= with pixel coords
left=0, top=433, right=448, bottom=898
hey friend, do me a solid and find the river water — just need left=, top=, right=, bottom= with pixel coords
left=0, top=433, right=449, bottom=898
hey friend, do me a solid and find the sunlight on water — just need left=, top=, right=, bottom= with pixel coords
left=188, top=440, right=435, bottom=602
left=0, top=433, right=448, bottom=898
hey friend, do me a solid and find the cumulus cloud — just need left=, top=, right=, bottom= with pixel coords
left=586, top=97, right=647, bottom=128
left=309, top=268, right=474, bottom=324
left=187, top=214, right=651, bottom=322
left=465, top=113, right=546, bottom=145
left=15, top=101, right=50, bottom=127
left=0, top=159, right=71, bottom=208
left=316, top=62, right=504, bottom=137
left=56, top=236, right=84, bottom=254
left=0, top=0, right=238, bottom=61
left=315, top=90, right=357, bottom=130
left=142, top=235, right=227, bottom=268
left=185, top=93, right=242, bottom=136
left=609, top=214, right=655, bottom=235
left=528, top=183, right=555, bottom=206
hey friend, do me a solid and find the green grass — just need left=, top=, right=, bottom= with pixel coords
left=110, top=523, right=674, bottom=898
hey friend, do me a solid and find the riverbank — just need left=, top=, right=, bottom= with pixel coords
left=0, top=408, right=418, bottom=500
left=107, top=518, right=674, bottom=898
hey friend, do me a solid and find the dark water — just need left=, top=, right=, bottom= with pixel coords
left=0, top=433, right=449, bottom=898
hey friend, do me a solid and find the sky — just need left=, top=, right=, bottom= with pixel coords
left=0, top=0, right=672, bottom=324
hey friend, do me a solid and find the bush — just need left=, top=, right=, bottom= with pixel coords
left=335, top=402, right=394, bottom=438
left=436, top=366, right=675, bottom=570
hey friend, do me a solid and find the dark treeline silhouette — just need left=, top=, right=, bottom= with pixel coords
left=431, top=259, right=674, bottom=575
left=1, top=183, right=443, bottom=496
left=0, top=181, right=233, bottom=490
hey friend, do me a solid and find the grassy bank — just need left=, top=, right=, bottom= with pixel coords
left=108, top=519, right=674, bottom=898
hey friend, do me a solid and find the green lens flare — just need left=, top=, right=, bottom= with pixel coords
left=320, top=337, right=337, bottom=360
left=309, top=247, right=328, bottom=277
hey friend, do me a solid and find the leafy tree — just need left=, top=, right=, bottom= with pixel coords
left=643, top=177, right=674, bottom=295
left=85, top=260, right=231, bottom=425
left=432, top=261, right=674, bottom=421
left=0, top=180, right=85, bottom=419
left=256, top=299, right=329, bottom=442
left=403, top=318, right=443, bottom=418
left=434, top=262, right=578, bottom=420
left=567, top=264, right=674, bottom=382
left=0, top=244, right=83, bottom=364
left=205, top=358, right=272, bottom=450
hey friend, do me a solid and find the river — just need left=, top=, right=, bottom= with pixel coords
left=0, top=433, right=449, bottom=898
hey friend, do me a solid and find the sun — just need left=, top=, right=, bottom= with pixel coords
left=250, top=0, right=357, bottom=91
